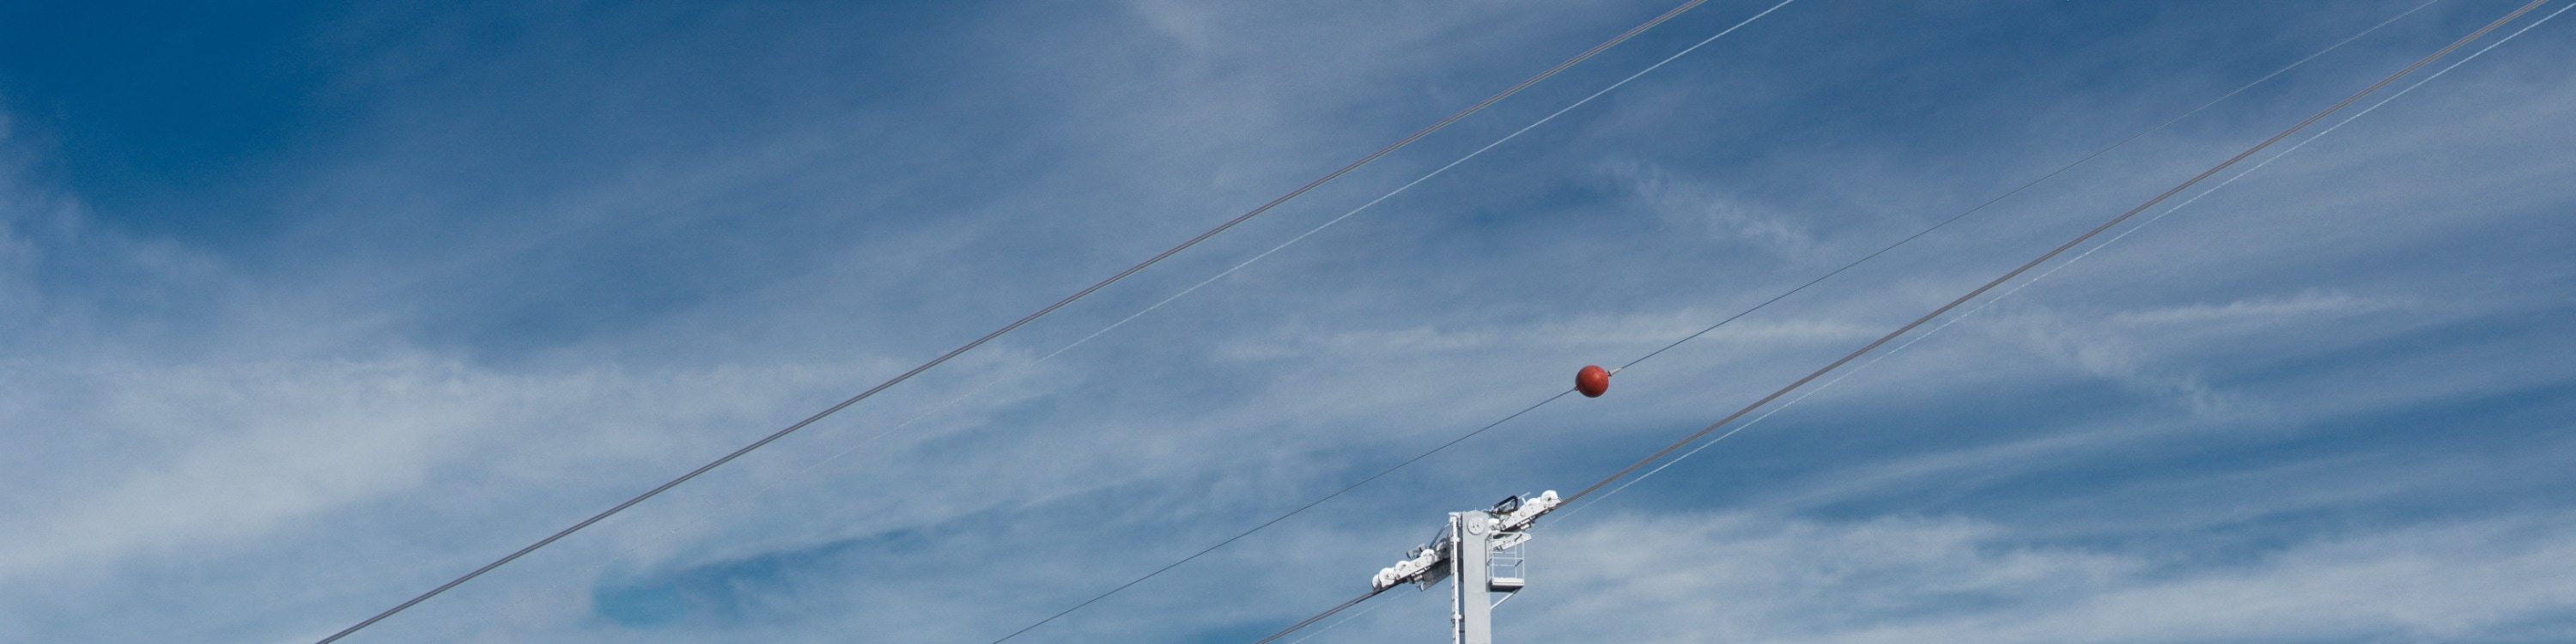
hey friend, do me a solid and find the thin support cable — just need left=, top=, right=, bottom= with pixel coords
left=1563, top=0, right=2569, bottom=519
left=1559, top=0, right=2555, bottom=509
left=1019, top=3, right=2457, bottom=641
left=1571, top=0, right=2573, bottom=518
left=1284, top=585, right=1414, bottom=644
left=968, top=4, right=1815, bottom=643
left=435, top=2, right=2507, bottom=641
left=1615, top=0, right=2444, bottom=373
left=1038, top=0, right=1804, bottom=386
left=488, top=10, right=2430, bottom=640
left=1250, top=591, right=1385, bottom=644
left=976, top=391, right=1571, bottom=643
left=304, top=1, right=1728, bottom=641
left=1250, top=3, right=2555, bottom=640
left=408, top=2, right=1791, bottom=641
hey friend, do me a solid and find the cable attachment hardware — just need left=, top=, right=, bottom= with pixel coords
left=1359, top=489, right=1564, bottom=643
left=1492, top=490, right=1561, bottom=533
left=1371, top=539, right=1451, bottom=592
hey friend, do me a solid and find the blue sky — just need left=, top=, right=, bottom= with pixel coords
left=3, top=1, right=2573, bottom=642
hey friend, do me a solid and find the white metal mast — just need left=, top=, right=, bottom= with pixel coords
left=1371, top=490, right=1560, bottom=644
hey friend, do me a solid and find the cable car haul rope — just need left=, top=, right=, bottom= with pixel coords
left=307, top=1, right=1743, bottom=642
left=1249, top=0, right=2557, bottom=641
left=289, top=0, right=2559, bottom=641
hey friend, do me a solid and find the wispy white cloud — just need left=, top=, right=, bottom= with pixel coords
left=1527, top=508, right=2576, bottom=643
left=2106, top=289, right=2407, bottom=326
left=3, top=2, right=2573, bottom=643
left=1604, top=158, right=1825, bottom=261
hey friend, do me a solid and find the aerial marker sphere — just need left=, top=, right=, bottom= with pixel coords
left=1576, top=365, right=1610, bottom=398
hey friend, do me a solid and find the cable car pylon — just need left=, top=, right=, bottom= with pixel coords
left=1370, top=490, right=1562, bottom=643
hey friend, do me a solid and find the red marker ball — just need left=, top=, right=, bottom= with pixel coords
left=1576, top=365, right=1611, bottom=398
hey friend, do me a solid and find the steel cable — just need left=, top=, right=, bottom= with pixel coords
left=1248, top=0, right=2553, bottom=639
left=975, top=4, right=1807, bottom=643
left=957, top=0, right=2450, bottom=639
left=304, top=2, right=1732, bottom=642
left=1558, top=0, right=2555, bottom=508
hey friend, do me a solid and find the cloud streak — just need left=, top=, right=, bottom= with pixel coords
left=2, top=2, right=2573, bottom=643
